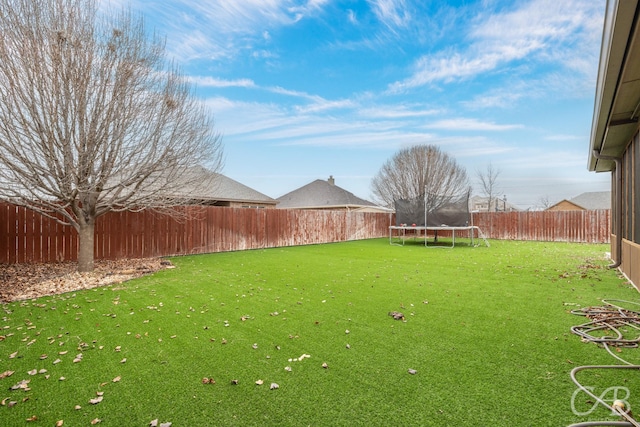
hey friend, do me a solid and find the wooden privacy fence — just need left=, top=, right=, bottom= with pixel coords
left=0, top=204, right=393, bottom=263
left=1, top=204, right=612, bottom=264
left=471, top=210, right=611, bottom=244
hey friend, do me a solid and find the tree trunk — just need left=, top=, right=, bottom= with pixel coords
left=78, top=222, right=95, bottom=272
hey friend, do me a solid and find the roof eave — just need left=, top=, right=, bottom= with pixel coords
left=589, top=0, right=640, bottom=172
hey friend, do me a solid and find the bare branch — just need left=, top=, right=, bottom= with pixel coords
left=475, top=162, right=501, bottom=212
left=0, top=0, right=223, bottom=271
left=371, top=144, right=470, bottom=210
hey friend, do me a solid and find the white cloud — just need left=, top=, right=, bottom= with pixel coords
left=368, top=0, right=411, bottom=30
left=190, top=76, right=256, bottom=88
left=133, top=0, right=331, bottom=62
left=424, top=118, right=523, bottom=131
left=347, top=9, right=358, bottom=25
left=388, top=0, right=604, bottom=93
left=359, top=105, right=441, bottom=119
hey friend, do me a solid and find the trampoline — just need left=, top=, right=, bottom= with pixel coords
left=389, top=191, right=489, bottom=248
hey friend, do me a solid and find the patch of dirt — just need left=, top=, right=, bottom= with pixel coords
left=0, top=258, right=172, bottom=303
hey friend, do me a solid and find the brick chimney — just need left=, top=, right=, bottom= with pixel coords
left=328, top=175, right=335, bottom=185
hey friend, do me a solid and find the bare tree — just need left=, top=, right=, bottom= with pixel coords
left=0, top=0, right=223, bottom=272
left=476, top=162, right=501, bottom=212
left=536, top=195, right=553, bottom=210
left=371, top=144, right=470, bottom=210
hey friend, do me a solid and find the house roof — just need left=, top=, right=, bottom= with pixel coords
left=548, top=191, right=611, bottom=211
left=568, top=191, right=611, bottom=210
left=176, top=166, right=277, bottom=205
left=589, top=0, right=640, bottom=172
left=277, top=176, right=377, bottom=209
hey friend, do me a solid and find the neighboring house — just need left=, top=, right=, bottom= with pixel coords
left=470, top=195, right=519, bottom=212
left=175, top=166, right=277, bottom=208
left=547, top=191, right=611, bottom=211
left=277, top=176, right=389, bottom=212
left=588, top=0, right=640, bottom=288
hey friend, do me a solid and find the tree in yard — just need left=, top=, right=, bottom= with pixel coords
left=0, top=0, right=223, bottom=272
left=536, top=195, right=553, bottom=210
left=476, top=162, right=501, bottom=212
left=371, top=144, right=470, bottom=210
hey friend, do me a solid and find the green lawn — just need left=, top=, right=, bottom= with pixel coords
left=1, top=238, right=639, bottom=426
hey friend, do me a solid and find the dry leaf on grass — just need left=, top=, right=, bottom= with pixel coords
left=10, top=379, right=30, bottom=391
left=0, top=258, right=172, bottom=303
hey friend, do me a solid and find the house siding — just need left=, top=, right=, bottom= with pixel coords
left=617, top=129, right=640, bottom=289
left=548, top=200, right=584, bottom=211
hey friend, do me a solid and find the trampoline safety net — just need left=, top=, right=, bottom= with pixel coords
left=394, top=192, right=470, bottom=227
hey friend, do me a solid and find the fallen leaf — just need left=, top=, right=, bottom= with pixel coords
left=149, top=420, right=158, bottom=427
left=270, top=383, right=279, bottom=390
left=26, top=415, right=37, bottom=422
left=27, top=369, right=37, bottom=376
left=322, top=362, right=328, bottom=369
left=284, top=366, right=292, bottom=372
left=9, top=351, right=18, bottom=359
left=120, top=358, right=127, bottom=363
left=56, top=420, right=64, bottom=426
left=0, top=370, right=14, bottom=379
left=89, top=396, right=103, bottom=405
left=408, top=369, right=417, bottom=375
left=160, top=423, right=172, bottom=427
left=255, top=379, right=263, bottom=385
left=112, top=376, right=121, bottom=383
left=74, top=405, right=81, bottom=410
left=90, top=418, right=101, bottom=424
left=252, top=343, right=258, bottom=349
left=10, top=379, right=30, bottom=390
left=231, top=379, right=239, bottom=385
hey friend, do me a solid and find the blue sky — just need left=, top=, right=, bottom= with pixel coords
left=105, top=0, right=609, bottom=209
